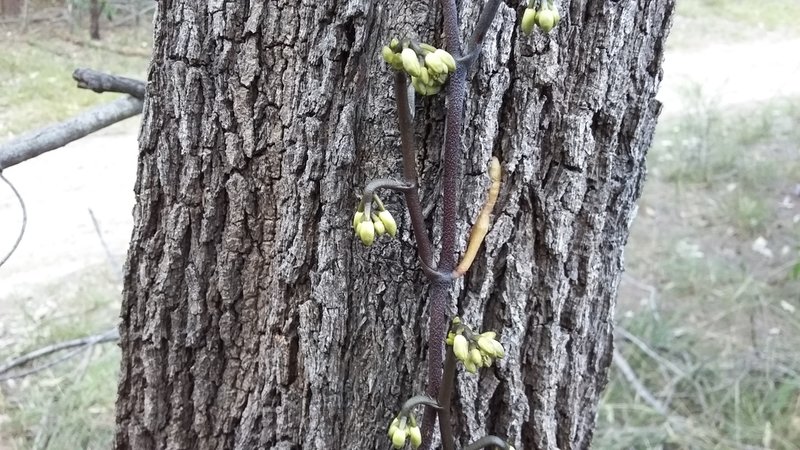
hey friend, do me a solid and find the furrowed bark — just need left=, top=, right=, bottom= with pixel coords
left=114, top=1, right=674, bottom=449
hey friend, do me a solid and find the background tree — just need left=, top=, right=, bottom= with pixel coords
left=0, top=0, right=22, bottom=16
left=114, top=1, right=674, bottom=449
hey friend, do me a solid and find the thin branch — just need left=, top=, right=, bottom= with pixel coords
left=73, top=68, right=146, bottom=99
left=88, top=208, right=123, bottom=283
left=462, top=435, right=513, bottom=450
left=616, top=327, right=686, bottom=378
left=0, top=95, right=143, bottom=170
left=0, top=172, right=27, bottom=268
left=393, top=72, right=435, bottom=269
left=460, top=0, right=504, bottom=68
left=0, top=328, right=119, bottom=380
left=612, top=349, right=669, bottom=416
left=420, top=0, right=468, bottom=445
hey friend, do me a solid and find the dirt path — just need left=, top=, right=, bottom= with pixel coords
left=1, top=38, right=798, bottom=303
left=658, top=38, right=800, bottom=115
left=0, top=121, right=139, bottom=301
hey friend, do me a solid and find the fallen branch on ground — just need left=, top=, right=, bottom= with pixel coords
left=612, top=348, right=669, bottom=416
left=0, top=328, right=119, bottom=381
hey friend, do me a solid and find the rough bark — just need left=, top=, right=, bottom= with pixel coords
left=115, top=1, right=674, bottom=449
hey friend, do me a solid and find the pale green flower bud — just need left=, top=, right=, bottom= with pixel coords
left=372, top=214, right=386, bottom=236
left=464, top=359, right=478, bottom=374
left=477, top=336, right=497, bottom=356
left=446, top=332, right=455, bottom=346
left=419, top=43, right=437, bottom=54
left=357, top=221, right=375, bottom=246
left=453, top=334, right=469, bottom=362
left=521, top=8, right=537, bottom=35
left=401, top=48, right=422, bottom=77
left=434, top=49, right=456, bottom=73
left=479, top=331, right=496, bottom=339
left=482, top=354, right=493, bottom=367
left=378, top=210, right=397, bottom=237
left=390, top=38, right=401, bottom=52
left=411, top=76, right=425, bottom=95
left=537, top=9, right=555, bottom=33
left=392, top=427, right=407, bottom=449
left=353, top=211, right=365, bottom=230
left=419, top=66, right=430, bottom=85
left=382, top=46, right=395, bottom=64
left=470, top=348, right=483, bottom=366
left=491, top=340, right=505, bottom=358
left=388, top=418, right=400, bottom=439
left=425, top=52, right=447, bottom=74
left=409, top=426, right=422, bottom=448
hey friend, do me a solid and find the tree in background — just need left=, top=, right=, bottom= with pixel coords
left=113, top=1, right=674, bottom=448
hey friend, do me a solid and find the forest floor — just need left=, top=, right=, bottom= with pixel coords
left=1, top=2, right=800, bottom=449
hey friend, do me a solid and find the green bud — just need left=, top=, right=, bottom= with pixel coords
left=353, top=211, right=365, bottom=230
left=388, top=418, right=400, bottom=439
left=464, top=359, right=478, bottom=374
left=537, top=9, right=555, bottom=33
left=390, top=38, right=401, bottom=52
left=419, top=42, right=437, bottom=54
left=479, top=331, right=496, bottom=339
left=453, top=334, right=469, bottom=362
left=477, top=336, right=495, bottom=355
left=470, top=348, right=483, bottom=366
left=372, top=215, right=386, bottom=236
left=419, top=67, right=430, bottom=85
left=382, top=46, right=395, bottom=64
left=409, top=426, right=422, bottom=448
left=491, top=340, right=505, bottom=358
left=378, top=210, right=397, bottom=237
left=401, top=48, right=422, bottom=77
left=482, top=354, right=493, bottom=367
left=434, top=49, right=457, bottom=73
left=357, top=221, right=375, bottom=246
left=425, top=52, right=447, bottom=74
left=392, top=427, right=407, bottom=449
left=508, top=445, right=516, bottom=450
left=521, top=8, right=537, bottom=35
left=446, top=332, right=455, bottom=346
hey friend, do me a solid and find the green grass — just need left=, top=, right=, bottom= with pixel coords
left=598, top=309, right=800, bottom=450
left=605, top=65, right=800, bottom=450
left=0, top=268, right=120, bottom=450
left=0, top=25, right=150, bottom=137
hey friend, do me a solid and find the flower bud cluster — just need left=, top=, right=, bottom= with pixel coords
left=521, top=0, right=561, bottom=35
left=353, top=195, right=398, bottom=246
left=446, top=317, right=505, bottom=373
left=382, top=38, right=457, bottom=96
left=387, top=414, right=422, bottom=449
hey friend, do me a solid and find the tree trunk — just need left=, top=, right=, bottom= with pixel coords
left=114, top=1, right=674, bottom=449
left=89, top=0, right=101, bottom=40
left=0, top=0, right=22, bottom=16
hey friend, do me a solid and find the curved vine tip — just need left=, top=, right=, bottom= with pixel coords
left=453, top=157, right=501, bottom=277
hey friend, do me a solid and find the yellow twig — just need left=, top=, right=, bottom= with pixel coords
left=453, top=157, right=501, bottom=277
